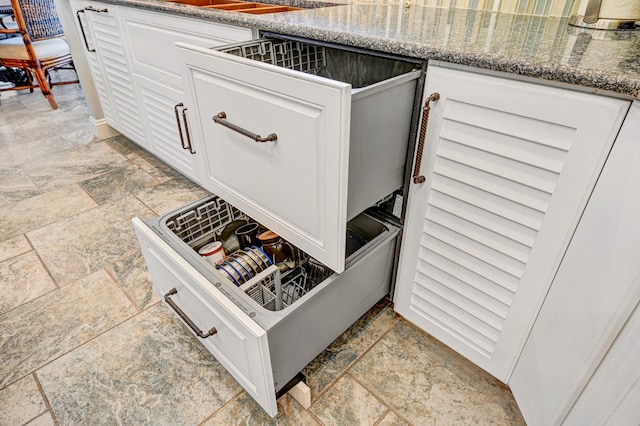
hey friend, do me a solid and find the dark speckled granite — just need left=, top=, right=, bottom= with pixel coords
left=88, top=0, right=640, bottom=99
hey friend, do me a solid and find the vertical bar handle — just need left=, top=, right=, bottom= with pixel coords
left=173, top=103, right=196, bottom=154
left=182, top=107, right=196, bottom=154
left=412, top=92, right=440, bottom=185
left=583, top=0, right=602, bottom=24
left=164, top=288, right=217, bottom=338
left=174, top=103, right=189, bottom=150
left=75, top=9, right=94, bottom=53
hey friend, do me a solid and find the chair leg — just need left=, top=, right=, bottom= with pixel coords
left=22, top=68, right=35, bottom=93
left=32, top=66, right=57, bottom=109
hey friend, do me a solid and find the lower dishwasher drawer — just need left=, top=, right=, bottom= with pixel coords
left=132, top=195, right=399, bottom=417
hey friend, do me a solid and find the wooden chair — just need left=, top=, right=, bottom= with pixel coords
left=0, top=0, right=78, bottom=109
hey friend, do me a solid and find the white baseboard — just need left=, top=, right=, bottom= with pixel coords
left=91, top=117, right=120, bottom=140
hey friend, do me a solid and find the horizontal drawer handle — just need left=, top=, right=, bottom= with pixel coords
left=213, top=112, right=277, bottom=143
left=84, top=5, right=108, bottom=13
left=164, top=288, right=218, bottom=338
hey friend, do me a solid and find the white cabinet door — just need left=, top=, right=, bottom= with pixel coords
left=119, top=8, right=255, bottom=180
left=133, top=75, right=198, bottom=178
left=509, top=101, right=640, bottom=426
left=176, top=42, right=351, bottom=273
left=70, top=0, right=116, bottom=126
left=80, top=2, right=146, bottom=145
left=132, top=218, right=278, bottom=417
left=564, top=300, right=640, bottom=426
left=394, top=64, right=630, bottom=382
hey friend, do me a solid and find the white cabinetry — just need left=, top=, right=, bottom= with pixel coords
left=133, top=218, right=277, bottom=416
left=175, top=40, right=419, bottom=272
left=510, top=101, right=640, bottom=426
left=72, top=1, right=146, bottom=145
left=68, top=6, right=639, bottom=416
left=394, top=63, right=630, bottom=382
left=118, top=9, right=254, bottom=180
left=133, top=37, right=419, bottom=416
left=70, top=0, right=114, bottom=128
left=71, top=4, right=254, bottom=178
left=565, top=301, right=640, bottom=426
left=133, top=197, right=400, bottom=417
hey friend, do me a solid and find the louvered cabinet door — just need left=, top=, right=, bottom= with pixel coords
left=394, top=64, right=629, bottom=382
left=133, top=75, right=198, bottom=180
left=70, top=0, right=115, bottom=125
left=85, top=4, right=146, bottom=146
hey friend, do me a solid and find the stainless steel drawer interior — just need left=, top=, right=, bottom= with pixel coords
left=147, top=195, right=399, bottom=328
left=144, top=195, right=399, bottom=392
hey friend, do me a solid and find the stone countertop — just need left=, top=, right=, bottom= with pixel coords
left=97, top=0, right=640, bottom=99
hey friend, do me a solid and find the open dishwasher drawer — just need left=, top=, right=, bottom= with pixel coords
left=132, top=195, right=399, bottom=416
left=176, top=36, right=422, bottom=273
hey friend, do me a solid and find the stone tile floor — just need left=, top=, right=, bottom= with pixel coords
left=0, top=82, right=526, bottom=425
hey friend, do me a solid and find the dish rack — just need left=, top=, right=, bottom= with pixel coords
left=218, top=39, right=326, bottom=74
left=164, top=196, right=331, bottom=311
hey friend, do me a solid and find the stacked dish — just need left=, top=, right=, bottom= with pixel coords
left=216, top=246, right=273, bottom=286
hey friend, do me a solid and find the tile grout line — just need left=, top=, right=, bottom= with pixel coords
left=312, top=319, right=414, bottom=424
left=346, top=317, right=435, bottom=426
left=0, top=243, right=149, bottom=319
left=23, top=233, right=62, bottom=290
left=337, top=316, right=417, bottom=425
left=347, top=371, right=414, bottom=426
left=0, top=307, right=149, bottom=392
left=32, top=372, right=60, bottom=426
left=76, top=174, right=105, bottom=206
left=372, top=408, right=392, bottom=426
left=308, top=312, right=400, bottom=405
left=0, top=235, right=33, bottom=264
left=196, top=389, right=244, bottom=425
left=1, top=182, right=99, bottom=244
left=17, top=162, right=45, bottom=195
left=303, top=399, right=326, bottom=426
left=103, top=263, right=144, bottom=314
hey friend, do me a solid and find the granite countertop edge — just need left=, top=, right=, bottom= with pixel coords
left=96, top=0, right=640, bottom=100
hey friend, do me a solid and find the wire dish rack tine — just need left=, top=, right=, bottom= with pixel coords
left=167, top=196, right=335, bottom=311
left=274, top=41, right=286, bottom=57
left=273, top=268, right=284, bottom=311
left=175, top=210, right=196, bottom=231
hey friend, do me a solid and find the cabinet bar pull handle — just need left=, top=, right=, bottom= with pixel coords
left=174, top=103, right=189, bottom=150
left=84, top=5, right=108, bottom=13
left=413, top=92, right=440, bottom=184
left=583, top=0, right=601, bottom=24
left=75, top=10, right=94, bottom=53
left=164, top=288, right=217, bottom=338
left=213, top=112, right=277, bottom=143
left=182, top=107, right=196, bottom=154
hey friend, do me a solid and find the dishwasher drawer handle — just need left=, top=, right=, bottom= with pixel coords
left=164, top=288, right=218, bottom=338
left=212, top=112, right=278, bottom=143
left=413, top=92, right=440, bottom=184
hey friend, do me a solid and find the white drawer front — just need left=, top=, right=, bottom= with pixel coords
left=177, top=42, right=351, bottom=273
left=120, top=8, right=254, bottom=86
left=132, top=218, right=278, bottom=416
